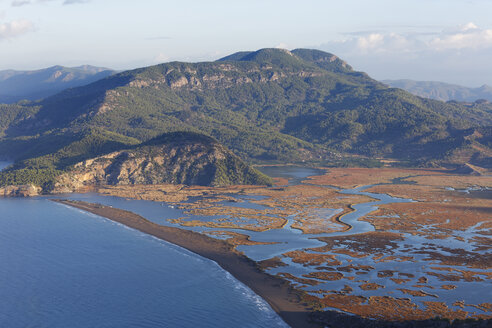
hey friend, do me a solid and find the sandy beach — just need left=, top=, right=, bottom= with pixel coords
left=52, top=199, right=320, bottom=328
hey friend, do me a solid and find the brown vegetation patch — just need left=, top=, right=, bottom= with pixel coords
left=374, top=255, right=415, bottom=263
left=169, top=216, right=286, bottom=232
left=415, top=247, right=492, bottom=269
left=206, top=231, right=277, bottom=247
left=408, top=174, right=492, bottom=189
left=258, top=257, right=288, bottom=270
left=242, top=184, right=373, bottom=234
left=364, top=201, right=492, bottom=238
left=398, top=289, right=438, bottom=298
left=169, top=201, right=289, bottom=231
left=277, top=272, right=322, bottom=286
left=341, top=285, right=354, bottom=294
left=97, top=183, right=258, bottom=203
left=427, top=271, right=485, bottom=283
left=290, top=208, right=349, bottom=234
left=273, top=177, right=289, bottom=186
left=473, top=303, right=492, bottom=312
left=304, top=168, right=445, bottom=189
left=99, top=182, right=370, bottom=234
left=303, top=271, right=344, bottom=281
left=337, top=264, right=374, bottom=273
left=308, top=294, right=475, bottom=321
left=313, top=232, right=404, bottom=256
left=283, top=251, right=342, bottom=266
left=470, top=236, right=492, bottom=252
left=359, top=283, right=384, bottom=291
left=441, top=285, right=457, bottom=290
left=366, top=184, right=449, bottom=202
left=390, top=278, right=411, bottom=284
left=378, top=270, right=396, bottom=278
left=429, top=267, right=492, bottom=281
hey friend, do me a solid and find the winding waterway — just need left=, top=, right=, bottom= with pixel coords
left=61, top=167, right=414, bottom=262
left=1, top=164, right=490, bottom=323
left=59, top=166, right=490, bottom=314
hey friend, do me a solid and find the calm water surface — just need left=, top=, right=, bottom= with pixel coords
left=0, top=197, right=288, bottom=328
left=0, top=161, right=12, bottom=171
left=2, top=163, right=489, bottom=324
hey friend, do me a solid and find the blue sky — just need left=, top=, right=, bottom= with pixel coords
left=1, top=0, right=492, bottom=86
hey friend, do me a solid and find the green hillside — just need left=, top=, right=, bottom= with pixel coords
left=0, top=48, right=491, bottom=188
left=0, top=130, right=272, bottom=191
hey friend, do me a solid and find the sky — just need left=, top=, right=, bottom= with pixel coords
left=1, top=0, right=492, bottom=86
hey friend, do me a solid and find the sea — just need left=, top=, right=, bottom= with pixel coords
left=2, top=160, right=489, bottom=326
left=0, top=161, right=288, bottom=328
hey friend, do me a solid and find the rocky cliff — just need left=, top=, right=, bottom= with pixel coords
left=53, top=132, right=272, bottom=193
left=0, top=184, right=41, bottom=197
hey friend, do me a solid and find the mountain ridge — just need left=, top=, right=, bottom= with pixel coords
left=0, top=65, right=115, bottom=104
left=0, top=48, right=491, bottom=191
left=383, top=79, right=492, bottom=102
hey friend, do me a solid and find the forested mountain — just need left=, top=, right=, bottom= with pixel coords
left=383, top=79, right=492, bottom=102
left=0, top=65, right=115, bottom=103
left=1, top=48, right=491, bottom=190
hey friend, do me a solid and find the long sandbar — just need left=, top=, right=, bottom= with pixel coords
left=52, top=199, right=320, bottom=328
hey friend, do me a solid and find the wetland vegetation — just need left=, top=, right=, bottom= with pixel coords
left=60, top=166, right=492, bottom=326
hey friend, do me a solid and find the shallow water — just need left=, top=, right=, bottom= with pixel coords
left=3, top=164, right=490, bottom=322
left=257, top=165, right=325, bottom=186
left=0, top=197, right=288, bottom=328
left=0, top=161, right=12, bottom=171
left=72, top=165, right=487, bottom=316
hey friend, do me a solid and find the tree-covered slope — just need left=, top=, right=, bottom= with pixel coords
left=0, top=130, right=272, bottom=192
left=53, top=131, right=273, bottom=192
left=1, top=48, right=491, bottom=173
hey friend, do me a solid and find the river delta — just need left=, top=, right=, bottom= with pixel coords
left=54, top=166, right=492, bottom=322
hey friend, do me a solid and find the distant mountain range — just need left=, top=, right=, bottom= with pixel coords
left=0, top=48, right=491, bottom=191
left=383, top=79, right=492, bottom=102
left=0, top=65, right=115, bottom=103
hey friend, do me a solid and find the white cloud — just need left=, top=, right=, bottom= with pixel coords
left=318, top=23, right=492, bottom=86
left=275, top=42, right=289, bottom=50
left=323, top=32, right=422, bottom=56
left=153, top=53, right=169, bottom=63
left=430, top=22, right=492, bottom=50
left=323, top=22, right=492, bottom=56
left=0, top=19, right=34, bottom=40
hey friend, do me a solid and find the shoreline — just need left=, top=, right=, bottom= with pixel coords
left=52, top=199, right=320, bottom=328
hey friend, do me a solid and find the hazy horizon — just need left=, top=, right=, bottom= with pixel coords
left=1, top=0, right=492, bottom=87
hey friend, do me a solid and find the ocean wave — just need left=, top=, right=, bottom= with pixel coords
left=222, top=270, right=290, bottom=327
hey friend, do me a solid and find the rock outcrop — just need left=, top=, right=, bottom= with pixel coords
left=53, top=132, right=272, bottom=193
left=0, top=184, right=41, bottom=197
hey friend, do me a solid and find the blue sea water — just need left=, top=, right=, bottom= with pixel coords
left=0, top=161, right=11, bottom=171
left=3, top=161, right=488, bottom=325
left=0, top=195, right=288, bottom=327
